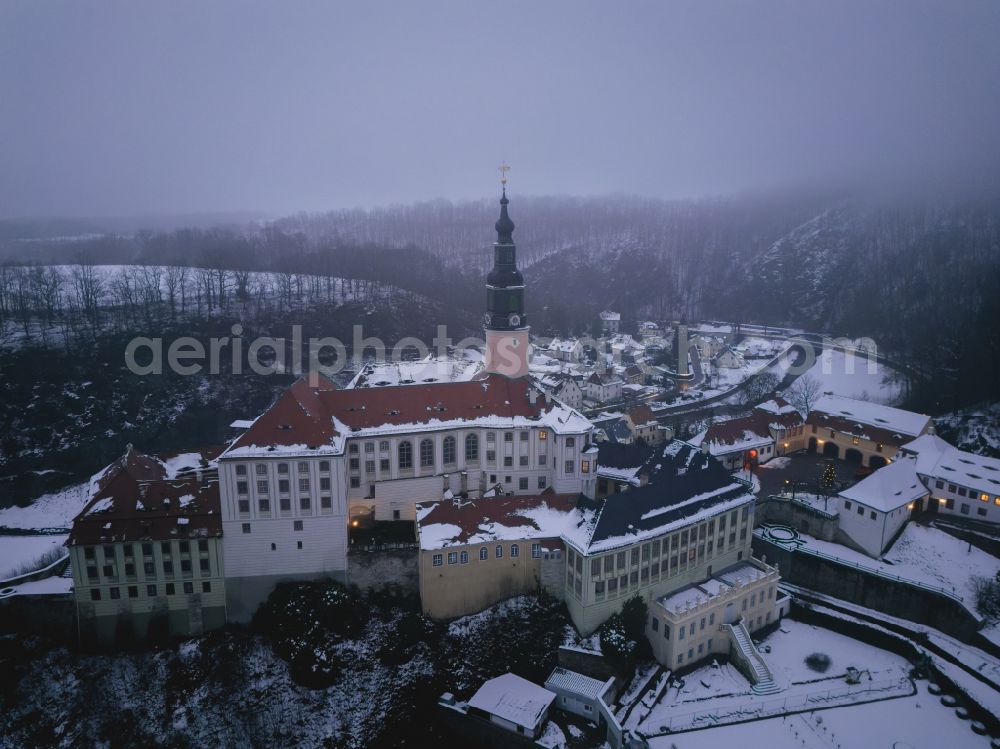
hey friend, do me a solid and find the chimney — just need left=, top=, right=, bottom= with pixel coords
left=528, top=387, right=539, bottom=405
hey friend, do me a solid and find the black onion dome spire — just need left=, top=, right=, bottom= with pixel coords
left=494, top=187, right=515, bottom=244
left=485, top=172, right=526, bottom=331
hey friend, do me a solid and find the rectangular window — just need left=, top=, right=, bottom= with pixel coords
left=256, top=464, right=267, bottom=476
left=256, top=480, right=269, bottom=494
left=504, top=456, right=513, bottom=467
left=537, top=476, right=547, bottom=489
left=519, top=477, right=529, bottom=490
left=181, top=559, right=191, bottom=573
left=504, top=432, right=513, bottom=442
left=278, top=463, right=289, bottom=475
left=259, top=498, right=270, bottom=513
left=495, top=544, right=503, bottom=558
left=183, top=582, right=193, bottom=594
left=166, top=583, right=175, bottom=595
left=199, top=559, right=209, bottom=573
left=147, top=584, right=157, bottom=597
left=293, top=520, right=304, bottom=531
left=280, top=496, right=291, bottom=512
left=109, top=587, right=120, bottom=599
left=480, top=547, right=489, bottom=560
left=539, top=454, right=547, bottom=466
left=460, top=551, right=469, bottom=564
left=380, top=458, right=390, bottom=472
left=531, top=543, right=541, bottom=558
left=237, top=481, right=249, bottom=495
left=447, top=552, right=458, bottom=565
left=432, top=554, right=443, bottom=567
left=91, top=589, right=101, bottom=601
left=202, top=581, right=211, bottom=593
left=350, top=477, right=360, bottom=488
left=236, top=464, right=247, bottom=476
left=565, top=460, right=575, bottom=474
left=241, top=523, right=251, bottom=534
left=128, top=585, right=138, bottom=599
left=380, top=440, right=390, bottom=452
left=321, top=496, right=332, bottom=509
left=300, top=496, right=311, bottom=510
left=519, top=455, right=528, bottom=467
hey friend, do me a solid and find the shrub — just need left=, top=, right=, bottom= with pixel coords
left=805, top=652, right=832, bottom=673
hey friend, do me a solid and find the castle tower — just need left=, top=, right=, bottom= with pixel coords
left=484, top=167, right=529, bottom=377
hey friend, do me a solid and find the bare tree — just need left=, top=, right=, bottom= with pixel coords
left=785, top=373, right=822, bottom=415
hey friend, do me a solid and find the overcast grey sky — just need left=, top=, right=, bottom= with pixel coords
left=1, top=0, right=999, bottom=219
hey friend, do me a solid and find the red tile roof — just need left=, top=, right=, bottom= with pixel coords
left=627, top=405, right=656, bottom=426
left=68, top=446, right=222, bottom=546
left=229, top=372, right=571, bottom=453
left=705, top=407, right=803, bottom=448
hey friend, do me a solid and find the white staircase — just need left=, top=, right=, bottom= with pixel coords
left=725, top=620, right=782, bottom=695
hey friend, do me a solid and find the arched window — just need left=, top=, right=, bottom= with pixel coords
left=420, top=438, right=434, bottom=468
left=398, top=441, right=412, bottom=469
left=511, top=544, right=520, bottom=558
left=465, top=433, right=479, bottom=461
left=443, top=436, right=456, bottom=465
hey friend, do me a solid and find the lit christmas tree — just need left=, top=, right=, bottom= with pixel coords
left=819, top=461, right=837, bottom=496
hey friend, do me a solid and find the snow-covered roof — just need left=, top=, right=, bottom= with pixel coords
left=416, top=493, right=578, bottom=550
left=810, top=394, right=931, bottom=439
left=563, top=441, right=755, bottom=554
left=544, top=668, right=608, bottom=700
left=600, top=310, right=621, bottom=321
left=899, top=433, right=1000, bottom=499
left=838, top=457, right=928, bottom=512
left=346, top=356, right=482, bottom=389
left=467, top=673, right=555, bottom=730
left=756, top=397, right=798, bottom=416
left=656, top=561, right=771, bottom=616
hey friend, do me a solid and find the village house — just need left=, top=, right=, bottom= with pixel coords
left=697, top=398, right=804, bottom=471
left=538, top=371, right=585, bottom=410
left=547, top=337, right=584, bottom=363
left=600, top=310, right=621, bottom=334
left=585, top=371, right=625, bottom=404
left=805, top=394, right=933, bottom=467
left=67, top=446, right=227, bottom=644
left=714, top=347, right=746, bottom=370
left=624, top=404, right=664, bottom=445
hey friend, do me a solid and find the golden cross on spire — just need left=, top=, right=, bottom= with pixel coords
left=499, top=162, right=510, bottom=186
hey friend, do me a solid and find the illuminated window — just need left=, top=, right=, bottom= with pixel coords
left=581, top=460, right=591, bottom=473
left=539, top=430, right=547, bottom=441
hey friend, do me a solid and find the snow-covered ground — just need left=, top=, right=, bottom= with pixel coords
left=0, top=534, right=68, bottom=579
left=632, top=619, right=914, bottom=736
left=762, top=619, right=908, bottom=683
left=0, top=481, right=88, bottom=530
left=649, top=689, right=994, bottom=749
left=778, top=348, right=905, bottom=404
left=765, top=523, right=1000, bottom=614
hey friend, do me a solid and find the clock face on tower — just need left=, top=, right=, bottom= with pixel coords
left=509, top=313, right=521, bottom=327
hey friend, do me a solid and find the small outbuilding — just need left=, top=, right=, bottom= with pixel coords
left=466, top=672, right=557, bottom=739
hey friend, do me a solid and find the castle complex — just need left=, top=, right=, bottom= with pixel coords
left=67, top=184, right=784, bottom=672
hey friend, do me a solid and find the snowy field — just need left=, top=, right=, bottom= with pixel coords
left=765, top=523, right=1000, bottom=614
left=0, top=481, right=88, bottom=530
left=650, top=688, right=994, bottom=749
left=0, top=534, right=68, bottom=579
left=777, top=348, right=905, bottom=404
